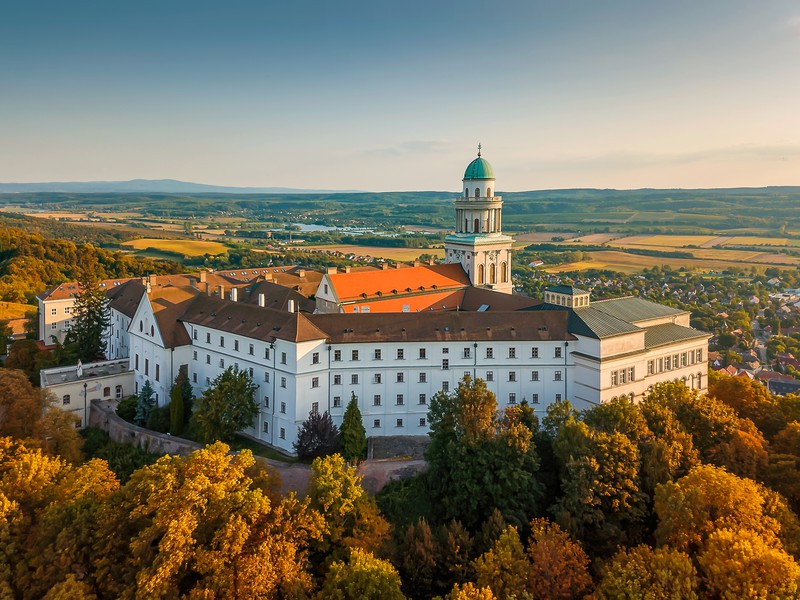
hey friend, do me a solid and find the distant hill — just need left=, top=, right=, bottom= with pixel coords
left=0, top=179, right=364, bottom=194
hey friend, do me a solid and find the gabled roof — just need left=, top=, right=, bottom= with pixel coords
left=148, top=286, right=202, bottom=348
left=460, top=287, right=542, bottom=311
left=38, top=277, right=130, bottom=301
left=326, top=263, right=470, bottom=303
left=245, top=280, right=316, bottom=313
left=644, top=323, right=710, bottom=349
left=526, top=303, right=640, bottom=339
left=546, top=284, right=588, bottom=295
left=107, top=280, right=146, bottom=318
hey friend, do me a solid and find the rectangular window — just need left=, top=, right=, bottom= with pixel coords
left=351, top=374, right=359, bottom=385
left=627, top=367, right=635, bottom=382
left=419, top=417, right=427, bottom=427
left=612, top=371, right=618, bottom=386
left=205, top=377, right=210, bottom=386
left=193, top=351, right=197, bottom=361
left=554, top=370, right=562, bottom=381
left=263, top=422, right=269, bottom=433
left=620, top=369, right=627, bottom=384
left=442, top=347, right=449, bottom=355
left=463, top=347, right=471, bottom=359
left=509, top=371, right=516, bottom=382
left=374, top=373, right=382, bottom=384
left=681, top=353, right=688, bottom=367
left=312, top=352, right=320, bottom=364
left=51, top=323, right=56, bottom=330
left=419, top=372, right=427, bottom=383
left=442, top=381, right=449, bottom=393
left=333, top=396, right=342, bottom=408
left=373, top=419, right=381, bottom=428
left=219, top=358, right=225, bottom=368
left=419, top=393, right=427, bottom=405
left=352, top=350, right=359, bottom=361
left=647, top=360, right=654, bottom=376
left=155, top=364, right=160, bottom=382
left=531, top=347, right=539, bottom=358
left=696, top=349, right=703, bottom=362
left=62, top=394, right=70, bottom=405
left=334, top=374, right=342, bottom=385
left=280, top=402, right=286, bottom=414
left=396, top=418, right=404, bottom=428
left=234, top=340, right=239, bottom=351
left=206, top=354, right=211, bottom=364
left=193, top=330, right=198, bottom=340
left=264, top=396, right=270, bottom=407
left=373, top=395, right=381, bottom=406
left=50, top=308, right=57, bottom=315
left=508, top=347, right=516, bottom=359
left=486, top=348, right=494, bottom=359
left=531, top=370, right=539, bottom=381
left=673, top=354, right=680, bottom=368
left=312, top=377, right=319, bottom=388
left=279, top=427, right=285, bottom=440
left=249, top=344, right=254, bottom=355
left=206, top=333, right=211, bottom=343
left=509, top=393, right=517, bottom=404
left=442, top=359, right=449, bottom=370
left=334, top=350, right=342, bottom=362
left=396, top=372, right=404, bottom=383
left=486, top=370, right=494, bottom=382
left=665, top=356, right=672, bottom=370
left=281, top=377, right=287, bottom=388
left=220, top=336, right=225, bottom=348
left=144, top=359, right=149, bottom=376
left=281, top=352, right=287, bottom=365
left=419, top=348, right=427, bottom=359
left=192, top=373, right=197, bottom=383
left=311, top=402, right=319, bottom=415
left=265, top=372, right=270, bottom=383
left=532, top=393, right=539, bottom=404
left=374, top=349, right=382, bottom=360
left=555, top=347, right=562, bottom=358
left=135, top=354, right=139, bottom=370
left=396, top=394, right=404, bottom=405
left=397, top=348, right=404, bottom=360
left=265, top=348, right=270, bottom=360
left=555, top=393, right=562, bottom=402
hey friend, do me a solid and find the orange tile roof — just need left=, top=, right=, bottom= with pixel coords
left=342, top=290, right=466, bottom=313
left=328, top=264, right=469, bottom=302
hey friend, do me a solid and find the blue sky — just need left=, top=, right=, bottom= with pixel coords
left=1, top=0, right=799, bottom=190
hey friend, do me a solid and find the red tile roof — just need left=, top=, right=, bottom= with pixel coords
left=327, top=264, right=470, bottom=303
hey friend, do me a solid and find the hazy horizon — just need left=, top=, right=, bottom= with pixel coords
left=2, top=0, right=799, bottom=191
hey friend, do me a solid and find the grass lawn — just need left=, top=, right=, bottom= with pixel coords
left=229, top=434, right=297, bottom=463
left=123, top=238, right=228, bottom=256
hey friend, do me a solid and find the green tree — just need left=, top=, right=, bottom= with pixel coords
left=168, top=377, right=184, bottom=436
left=596, top=545, right=698, bottom=600
left=134, top=380, right=155, bottom=427
left=425, top=377, right=542, bottom=530
left=341, top=393, right=367, bottom=462
left=473, top=526, right=529, bottom=600
left=64, top=277, right=110, bottom=362
left=317, top=548, right=405, bottom=600
left=295, top=410, right=341, bottom=460
left=191, top=366, right=258, bottom=443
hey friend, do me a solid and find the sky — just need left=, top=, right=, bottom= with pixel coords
left=1, top=0, right=799, bottom=191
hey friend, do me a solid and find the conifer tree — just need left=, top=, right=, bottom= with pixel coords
left=169, top=376, right=185, bottom=436
left=65, top=275, right=110, bottom=362
left=341, top=393, right=367, bottom=462
left=135, top=380, right=155, bottom=426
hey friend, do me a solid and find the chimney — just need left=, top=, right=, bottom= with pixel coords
left=288, top=299, right=296, bottom=313
left=381, top=263, right=389, bottom=270
left=428, top=259, right=435, bottom=266
left=200, top=271, right=208, bottom=283
left=144, top=275, right=152, bottom=294
left=343, top=266, right=351, bottom=274
left=297, top=269, right=305, bottom=278
left=326, top=267, right=338, bottom=275
left=258, top=293, right=265, bottom=307
left=204, top=282, right=210, bottom=295
left=413, top=260, right=420, bottom=267
left=231, top=287, right=238, bottom=302
left=217, top=285, right=224, bottom=299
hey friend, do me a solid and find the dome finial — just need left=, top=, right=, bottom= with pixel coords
left=477, top=142, right=482, bottom=158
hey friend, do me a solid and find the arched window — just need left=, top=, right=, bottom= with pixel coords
left=465, top=218, right=469, bottom=232
left=489, top=263, right=496, bottom=284
left=500, top=261, right=508, bottom=283
left=475, top=187, right=480, bottom=198
left=487, top=187, right=492, bottom=197
left=474, top=218, right=480, bottom=233
left=464, top=189, right=468, bottom=198
left=62, top=394, right=70, bottom=405
left=150, top=325, right=154, bottom=336
left=697, top=372, right=703, bottom=388
left=103, top=386, right=111, bottom=397
left=115, top=385, right=123, bottom=399
left=477, top=264, right=485, bottom=285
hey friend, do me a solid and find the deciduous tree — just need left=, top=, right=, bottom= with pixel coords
left=526, top=518, right=592, bottom=600
left=318, top=548, right=405, bottom=600
left=295, top=410, right=341, bottom=460
left=595, top=544, right=698, bottom=600
left=473, top=526, right=529, bottom=600
left=191, top=366, right=258, bottom=442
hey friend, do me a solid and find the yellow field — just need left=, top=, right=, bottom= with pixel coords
left=0, top=302, right=34, bottom=319
left=721, top=236, right=794, bottom=247
left=301, top=244, right=445, bottom=262
left=544, top=250, right=775, bottom=274
left=123, top=238, right=228, bottom=256
left=613, top=235, right=718, bottom=247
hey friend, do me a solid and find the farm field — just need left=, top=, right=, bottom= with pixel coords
left=721, top=236, right=800, bottom=247
left=122, top=238, right=227, bottom=256
left=0, top=301, right=35, bottom=319
left=515, top=232, right=578, bottom=243
left=611, top=234, right=718, bottom=247
left=300, top=244, right=444, bottom=261
left=544, top=250, right=800, bottom=274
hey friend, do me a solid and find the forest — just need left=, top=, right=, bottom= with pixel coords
left=2, top=368, right=800, bottom=599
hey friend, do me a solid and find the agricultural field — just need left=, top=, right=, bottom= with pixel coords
left=300, top=244, right=444, bottom=262
left=611, top=234, right=719, bottom=247
left=122, top=238, right=228, bottom=256
left=0, top=301, right=35, bottom=319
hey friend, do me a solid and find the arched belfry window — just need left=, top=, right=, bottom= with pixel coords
left=475, top=187, right=480, bottom=198
left=465, top=218, right=469, bottom=233
left=487, top=188, right=492, bottom=197
left=489, top=263, right=496, bottom=284
left=478, top=264, right=485, bottom=285
left=501, top=261, right=508, bottom=283
left=464, top=189, right=469, bottom=198
left=474, top=218, right=480, bottom=233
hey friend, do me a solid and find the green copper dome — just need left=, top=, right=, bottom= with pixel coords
left=463, top=156, right=495, bottom=180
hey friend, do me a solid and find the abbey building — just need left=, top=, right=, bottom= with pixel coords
left=38, top=151, right=710, bottom=454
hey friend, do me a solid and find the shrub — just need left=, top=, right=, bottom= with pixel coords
left=116, top=395, right=137, bottom=422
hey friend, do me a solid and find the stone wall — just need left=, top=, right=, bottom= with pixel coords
left=368, top=435, right=430, bottom=459
left=89, top=400, right=202, bottom=456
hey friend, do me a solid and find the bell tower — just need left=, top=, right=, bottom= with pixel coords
left=444, top=145, right=514, bottom=294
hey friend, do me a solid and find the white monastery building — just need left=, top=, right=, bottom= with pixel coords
left=38, top=151, right=710, bottom=454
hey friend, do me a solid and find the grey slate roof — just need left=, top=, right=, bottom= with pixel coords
left=644, top=323, right=710, bottom=349
left=546, top=284, right=588, bottom=295
left=525, top=303, right=639, bottom=339
left=590, top=296, right=686, bottom=323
